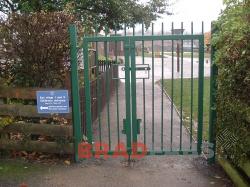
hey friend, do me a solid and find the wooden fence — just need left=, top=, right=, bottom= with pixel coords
left=0, top=63, right=118, bottom=155
left=0, top=86, right=74, bottom=154
left=80, top=64, right=118, bottom=134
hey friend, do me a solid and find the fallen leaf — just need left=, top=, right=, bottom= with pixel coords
left=64, top=160, right=71, bottom=165
left=214, top=175, right=221, bottom=179
left=19, top=183, right=28, bottom=187
left=21, top=151, right=28, bottom=156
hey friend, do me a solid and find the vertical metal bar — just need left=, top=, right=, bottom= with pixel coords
left=142, top=23, right=146, bottom=146
left=83, top=39, right=93, bottom=144
left=104, top=26, right=111, bottom=150
left=190, top=22, right=194, bottom=150
left=179, top=22, right=184, bottom=151
left=161, top=22, right=164, bottom=151
left=197, top=34, right=204, bottom=154
left=131, top=26, right=137, bottom=146
left=151, top=23, right=155, bottom=151
left=170, top=22, right=174, bottom=151
left=123, top=23, right=132, bottom=154
left=69, top=25, right=82, bottom=162
left=177, top=44, right=180, bottom=72
left=95, top=25, right=102, bottom=149
left=124, top=37, right=132, bottom=154
left=124, top=24, right=127, bottom=36
left=202, top=21, right=204, bottom=34
left=208, top=22, right=217, bottom=164
left=114, top=26, right=120, bottom=150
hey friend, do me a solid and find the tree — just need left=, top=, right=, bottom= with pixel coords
left=0, top=12, right=77, bottom=87
left=0, top=0, right=171, bottom=29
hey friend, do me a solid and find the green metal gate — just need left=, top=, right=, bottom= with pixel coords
left=69, top=23, right=205, bottom=161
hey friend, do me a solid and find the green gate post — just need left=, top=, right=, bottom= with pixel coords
left=197, top=34, right=204, bottom=155
left=208, top=22, right=218, bottom=164
left=124, top=37, right=132, bottom=155
left=69, top=24, right=82, bottom=162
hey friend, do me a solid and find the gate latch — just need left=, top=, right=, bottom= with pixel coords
left=122, top=118, right=141, bottom=134
left=120, top=64, right=151, bottom=79
left=121, top=65, right=151, bottom=71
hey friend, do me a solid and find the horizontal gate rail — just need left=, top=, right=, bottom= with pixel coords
left=85, top=150, right=198, bottom=156
left=82, top=35, right=203, bottom=43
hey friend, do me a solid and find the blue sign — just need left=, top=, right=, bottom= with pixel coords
left=36, top=90, right=69, bottom=114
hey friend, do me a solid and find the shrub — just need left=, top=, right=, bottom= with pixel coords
left=0, top=12, right=76, bottom=87
left=213, top=0, right=250, bottom=165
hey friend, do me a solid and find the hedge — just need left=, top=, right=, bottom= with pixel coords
left=213, top=0, right=250, bottom=166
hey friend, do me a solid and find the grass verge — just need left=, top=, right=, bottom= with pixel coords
left=0, top=159, right=46, bottom=182
left=162, top=77, right=210, bottom=140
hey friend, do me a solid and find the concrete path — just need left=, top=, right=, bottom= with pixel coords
left=27, top=156, right=232, bottom=187
left=24, top=59, right=233, bottom=187
left=118, top=56, right=211, bottom=80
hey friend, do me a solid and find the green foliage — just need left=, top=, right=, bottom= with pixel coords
left=0, top=117, right=13, bottom=130
left=0, top=12, right=77, bottom=87
left=98, top=56, right=113, bottom=61
left=213, top=0, right=250, bottom=165
left=0, top=0, right=171, bottom=29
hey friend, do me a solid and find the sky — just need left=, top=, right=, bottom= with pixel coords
left=120, top=0, right=225, bottom=35
left=147, top=0, right=224, bottom=33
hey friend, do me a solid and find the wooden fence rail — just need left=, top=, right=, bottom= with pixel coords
left=0, top=123, right=74, bottom=154
left=0, top=123, right=73, bottom=137
left=0, top=104, right=72, bottom=119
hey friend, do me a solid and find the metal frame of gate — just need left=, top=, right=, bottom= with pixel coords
left=69, top=23, right=205, bottom=161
